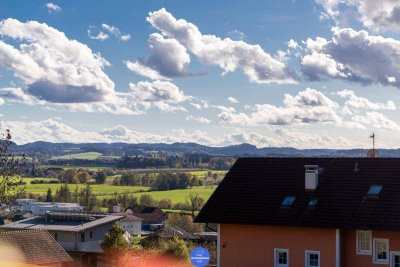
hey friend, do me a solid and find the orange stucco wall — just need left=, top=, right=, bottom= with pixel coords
left=342, top=230, right=400, bottom=267
left=220, top=224, right=337, bottom=267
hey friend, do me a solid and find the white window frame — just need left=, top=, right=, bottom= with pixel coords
left=356, top=230, right=372, bottom=255
left=373, top=238, right=389, bottom=264
left=305, top=250, right=320, bottom=267
left=274, top=248, right=289, bottom=267
left=390, top=251, right=400, bottom=267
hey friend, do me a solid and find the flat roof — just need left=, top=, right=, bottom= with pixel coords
left=1, top=214, right=124, bottom=232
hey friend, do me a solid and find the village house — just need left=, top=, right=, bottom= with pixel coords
left=125, top=205, right=167, bottom=232
left=196, top=157, right=400, bottom=267
left=0, top=229, right=72, bottom=266
left=1, top=211, right=125, bottom=266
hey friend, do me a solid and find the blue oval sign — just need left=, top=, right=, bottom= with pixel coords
left=190, top=247, right=210, bottom=267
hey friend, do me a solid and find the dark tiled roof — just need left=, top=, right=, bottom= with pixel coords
left=195, top=157, right=400, bottom=231
left=0, top=229, right=72, bottom=265
left=116, top=213, right=143, bottom=222
left=126, top=205, right=162, bottom=214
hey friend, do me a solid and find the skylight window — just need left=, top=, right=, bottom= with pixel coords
left=368, top=185, right=383, bottom=196
left=308, top=198, right=319, bottom=208
left=282, top=196, right=296, bottom=207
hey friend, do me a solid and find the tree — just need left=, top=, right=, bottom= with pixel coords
left=0, top=129, right=24, bottom=205
left=77, top=172, right=90, bottom=183
left=168, top=213, right=204, bottom=233
left=62, top=169, right=78, bottom=183
left=101, top=224, right=130, bottom=266
left=45, top=188, right=53, bottom=202
left=95, top=171, right=106, bottom=184
left=139, top=194, right=157, bottom=207
left=185, top=193, right=205, bottom=218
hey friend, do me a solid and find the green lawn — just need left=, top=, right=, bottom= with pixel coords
left=52, top=152, right=103, bottom=160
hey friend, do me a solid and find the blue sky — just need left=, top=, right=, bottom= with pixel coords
left=1, top=0, right=400, bottom=148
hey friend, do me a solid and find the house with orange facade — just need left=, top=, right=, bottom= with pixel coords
left=196, top=157, right=400, bottom=267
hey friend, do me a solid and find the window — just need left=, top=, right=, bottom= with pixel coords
left=356, top=230, right=372, bottom=254
left=305, top=251, right=320, bottom=267
left=274, top=248, right=289, bottom=267
left=374, top=238, right=389, bottom=264
left=80, top=233, right=85, bottom=242
left=308, top=198, right=319, bottom=208
left=368, top=185, right=383, bottom=196
left=54, top=233, right=58, bottom=241
left=281, top=196, right=296, bottom=207
left=90, top=231, right=93, bottom=239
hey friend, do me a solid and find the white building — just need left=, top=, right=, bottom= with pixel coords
left=116, top=214, right=143, bottom=236
left=20, top=200, right=83, bottom=215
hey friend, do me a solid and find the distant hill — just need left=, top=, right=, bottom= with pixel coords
left=8, top=141, right=400, bottom=158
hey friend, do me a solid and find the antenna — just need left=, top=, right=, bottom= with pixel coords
left=370, top=133, right=375, bottom=151
left=367, top=133, right=379, bottom=158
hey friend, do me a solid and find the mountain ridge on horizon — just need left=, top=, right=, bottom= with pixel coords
left=9, top=141, right=400, bottom=158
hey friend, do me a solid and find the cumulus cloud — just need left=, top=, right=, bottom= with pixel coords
left=186, top=115, right=211, bottom=124
left=45, top=3, right=61, bottom=13
left=227, top=96, right=239, bottom=104
left=315, top=0, right=400, bottom=32
left=139, top=8, right=297, bottom=84
left=0, top=80, right=190, bottom=115
left=218, top=88, right=340, bottom=126
left=87, top=29, right=109, bottom=41
left=0, top=18, right=115, bottom=103
left=301, top=27, right=400, bottom=88
left=352, top=111, right=400, bottom=131
left=88, top=24, right=130, bottom=42
left=338, top=89, right=396, bottom=114
left=101, top=24, right=131, bottom=41
left=125, top=33, right=191, bottom=79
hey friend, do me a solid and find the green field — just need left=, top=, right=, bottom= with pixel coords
left=52, top=152, right=103, bottom=160
left=23, top=182, right=150, bottom=196
left=134, top=187, right=215, bottom=203
left=39, top=165, right=112, bottom=170
left=21, top=178, right=216, bottom=204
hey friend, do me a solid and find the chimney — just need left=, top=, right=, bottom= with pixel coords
left=305, top=165, right=319, bottom=190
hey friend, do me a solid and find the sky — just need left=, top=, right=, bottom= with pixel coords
left=1, top=0, right=400, bottom=149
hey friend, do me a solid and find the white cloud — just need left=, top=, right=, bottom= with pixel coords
left=126, top=33, right=191, bottom=79
left=186, top=115, right=211, bottom=124
left=301, top=27, right=400, bottom=88
left=338, top=89, right=396, bottom=114
left=0, top=18, right=115, bottom=103
left=101, top=24, right=131, bottom=41
left=227, top=96, right=239, bottom=104
left=45, top=3, right=61, bottom=13
left=145, top=8, right=297, bottom=84
left=287, top=39, right=299, bottom=49
left=315, top=0, right=400, bottom=32
left=218, top=88, right=340, bottom=126
left=87, top=29, right=110, bottom=41
left=352, top=111, right=400, bottom=131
